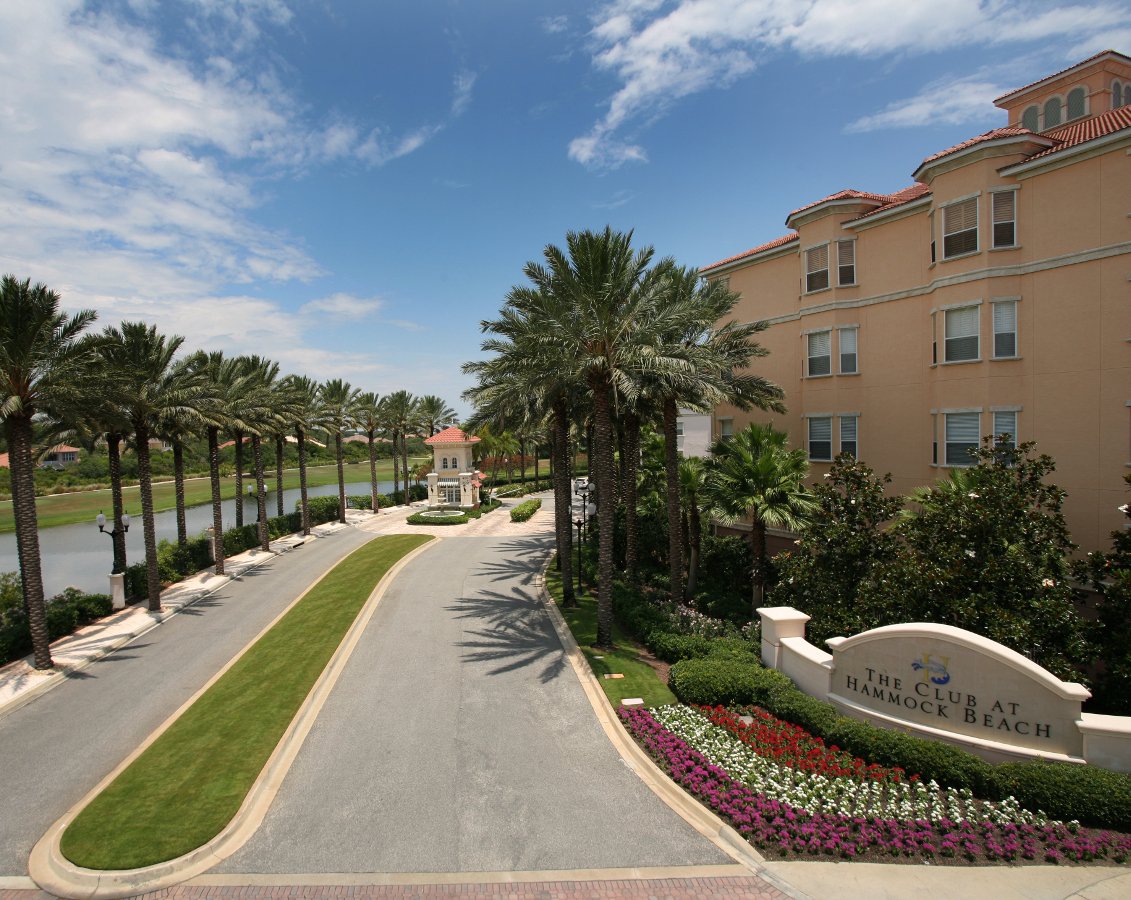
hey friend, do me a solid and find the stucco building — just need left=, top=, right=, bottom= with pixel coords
left=701, top=51, right=1131, bottom=551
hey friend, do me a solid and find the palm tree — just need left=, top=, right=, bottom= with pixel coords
left=281, top=374, right=320, bottom=535
left=228, top=356, right=281, bottom=551
left=417, top=395, right=457, bottom=437
left=703, top=423, right=817, bottom=617
left=679, top=455, right=708, bottom=598
left=68, top=395, right=133, bottom=575
left=100, top=322, right=204, bottom=611
left=383, top=390, right=418, bottom=503
left=154, top=358, right=216, bottom=547
left=355, top=391, right=385, bottom=513
left=0, top=276, right=98, bottom=669
left=318, top=379, right=360, bottom=523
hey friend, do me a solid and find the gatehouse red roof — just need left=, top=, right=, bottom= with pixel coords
left=424, top=426, right=481, bottom=445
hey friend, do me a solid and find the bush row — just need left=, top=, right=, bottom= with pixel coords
left=666, top=654, right=1131, bottom=831
left=0, top=578, right=113, bottom=667
left=406, top=499, right=503, bottom=526
left=509, top=499, right=542, bottom=522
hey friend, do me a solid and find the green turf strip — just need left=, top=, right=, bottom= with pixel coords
left=60, top=533, right=432, bottom=870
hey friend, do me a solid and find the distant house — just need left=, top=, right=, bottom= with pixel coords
left=40, top=445, right=81, bottom=470
left=0, top=453, right=8, bottom=469
left=147, top=438, right=172, bottom=453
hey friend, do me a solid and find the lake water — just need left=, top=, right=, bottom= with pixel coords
left=0, top=479, right=395, bottom=598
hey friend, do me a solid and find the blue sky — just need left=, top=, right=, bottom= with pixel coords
left=2, top=1, right=1127, bottom=417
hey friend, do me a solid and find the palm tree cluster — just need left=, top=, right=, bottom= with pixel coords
left=463, top=227, right=792, bottom=648
left=0, top=274, right=458, bottom=670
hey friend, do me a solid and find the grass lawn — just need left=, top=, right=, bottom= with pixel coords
left=0, top=458, right=428, bottom=534
left=546, top=566, right=676, bottom=708
left=59, top=533, right=432, bottom=870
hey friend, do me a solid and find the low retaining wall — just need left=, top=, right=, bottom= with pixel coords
left=758, top=606, right=1131, bottom=773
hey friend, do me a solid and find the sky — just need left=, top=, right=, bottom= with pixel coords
left=2, top=1, right=1128, bottom=419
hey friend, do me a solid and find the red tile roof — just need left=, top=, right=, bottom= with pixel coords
left=0, top=453, right=7, bottom=469
left=1019, top=104, right=1131, bottom=163
left=700, top=233, right=799, bottom=273
left=852, top=182, right=932, bottom=221
left=424, top=426, right=480, bottom=445
left=917, top=127, right=1037, bottom=168
left=788, top=189, right=893, bottom=220
left=994, top=49, right=1130, bottom=103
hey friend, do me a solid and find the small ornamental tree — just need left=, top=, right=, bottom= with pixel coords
left=860, top=436, right=1088, bottom=682
left=771, top=454, right=903, bottom=647
left=1073, top=473, right=1131, bottom=713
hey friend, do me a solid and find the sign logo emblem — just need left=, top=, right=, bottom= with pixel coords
left=912, top=653, right=951, bottom=685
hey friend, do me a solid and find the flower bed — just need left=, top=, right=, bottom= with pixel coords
left=620, top=705, right=1131, bottom=864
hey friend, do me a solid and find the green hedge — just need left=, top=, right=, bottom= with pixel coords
left=407, top=511, right=467, bottom=525
left=996, top=760, right=1131, bottom=832
left=510, top=498, right=542, bottom=522
left=0, top=580, right=113, bottom=666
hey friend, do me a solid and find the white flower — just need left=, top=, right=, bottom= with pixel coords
left=966, top=549, right=976, bottom=558
left=823, top=473, right=831, bottom=478
left=968, top=492, right=980, bottom=499
left=1042, top=578, right=1055, bottom=588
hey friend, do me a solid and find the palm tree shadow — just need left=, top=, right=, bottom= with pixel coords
left=448, top=588, right=566, bottom=684
left=465, top=535, right=554, bottom=585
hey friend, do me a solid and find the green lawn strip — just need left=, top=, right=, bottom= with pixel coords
left=546, top=567, right=676, bottom=708
left=0, top=458, right=427, bottom=533
left=59, top=533, right=432, bottom=870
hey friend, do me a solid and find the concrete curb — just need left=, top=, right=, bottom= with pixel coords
left=28, top=534, right=439, bottom=900
left=0, top=523, right=353, bottom=723
left=532, top=560, right=810, bottom=898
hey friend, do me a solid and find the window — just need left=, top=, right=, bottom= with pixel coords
left=993, top=410, right=1017, bottom=447
left=840, top=416, right=858, bottom=458
left=945, top=412, right=980, bottom=466
left=808, top=417, right=832, bottom=461
left=944, top=306, right=980, bottom=362
left=1043, top=96, right=1062, bottom=128
left=1114, top=80, right=1129, bottom=109
left=806, top=330, right=832, bottom=376
left=992, top=300, right=1017, bottom=358
left=839, top=327, right=858, bottom=374
left=804, top=244, right=830, bottom=293
left=837, top=240, right=856, bottom=286
left=441, top=457, right=449, bottom=470
left=942, top=197, right=978, bottom=258
left=718, top=418, right=733, bottom=441
left=675, top=419, right=684, bottom=437
left=1021, top=105, right=1040, bottom=130
left=1067, top=87, right=1086, bottom=120
left=451, top=457, right=459, bottom=469
left=991, top=191, right=1016, bottom=248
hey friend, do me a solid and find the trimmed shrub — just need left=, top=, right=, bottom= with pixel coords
left=466, top=499, right=502, bottom=519
left=510, top=499, right=541, bottom=522
left=647, top=631, right=720, bottom=663
left=995, top=760, right=1131, bottom=831
left=407, top=511, right=467, bottom=525
left=124, top=563, right=147, bottom=601
left=222, top=524, right=259, bottom=557
left=668, top=655, right=779, bottom=707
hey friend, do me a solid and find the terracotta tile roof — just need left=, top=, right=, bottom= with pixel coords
left=852, top=183, right=932, bottom=221
left=1019, top=104, right=1131, bottom=162
left=700, top=233, right=798, bottom=273
left=424, top=426, right=480, bottom=445
left=994, top=49, right=1130, bottom=103
left=918, top=127, right=1037, bottom=167
left=788, top=189, right=893, bottom=220
left=0, top=453, right=7, bottom=468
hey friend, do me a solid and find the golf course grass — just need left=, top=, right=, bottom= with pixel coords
left=547, top=567, right=677, bottom=708
left=59, top=533, right=432, bottom=870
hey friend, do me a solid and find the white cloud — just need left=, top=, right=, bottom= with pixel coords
left=299, top=293, right=385, bottom=320
left=541, top=15, right=570, bottom=34
left=845, top=76, right=1006, bottom=132
left=571, top=0, right=1127, bottom=168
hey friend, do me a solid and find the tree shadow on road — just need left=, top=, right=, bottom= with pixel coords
left=447, top=588, right=567, bottom=684
left=465, top=536, right=554, bottom=586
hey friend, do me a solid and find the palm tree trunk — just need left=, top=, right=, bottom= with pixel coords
left=135, top=421, right=161, bottom=611
left=590, top=376, right=616, bottom=647
left=368, top=432, right=378, bottom=513
left=663, top=399, right=684, bottom=607
left=552, top=400, right=575, bottom=606
left=534, top=440, right=541, bottom=491
left=108, top=432, right=127, bottom=575
left=623, top=411, right=641, bottom=584
left=392, top=431, right=401, bottom=499
left=208, top=426, right=225, bottom=576
left=401, top=434, right=410, bottom=504
left=234, top=432, right=244, bottom=528
left=519, top=437, right=527, bottom=487
left=297, top=426, right=310, bottom=535
left=688, top=499, right=701, bottom=598
left=252, top=435, right=268, bottom=550
left=275, top=435, right=285, bottom=518
left=173, top=439, right=187, bottom=546
left=6, top=416, right=52, bottom=669
left=751, top=517, right=767, bottom=618
left=335, top=432, right=346, bottom=524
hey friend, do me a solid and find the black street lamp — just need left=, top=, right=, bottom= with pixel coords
left=574, top=514, right=584, bottom=597
left=96, top=510, right=130, bottom=574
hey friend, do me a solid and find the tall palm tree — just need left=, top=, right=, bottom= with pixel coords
left=234, top=356, right=280, bottom=551
left=281, top=374, right=320, bottom=535
left=100, top=322, right=204, bottom=611
left=355, top=391, right=384, bottom=513
left=318, top=379, right=360, bottom=524
left=0, top=276, right=98, bottom=669
left=703, top=423, right=817, bottom=616
left=679, top=455, right=709, bottom=598
left=68, top=395, right=133, bottom=575
left=383, top=390, right=418, bottom=503
left=417, top=395, right=457, bottom=437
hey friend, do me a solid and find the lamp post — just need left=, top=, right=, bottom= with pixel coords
left=574, top=513, right=584, bottom=597
left=97, top=511, right=130, bottom=610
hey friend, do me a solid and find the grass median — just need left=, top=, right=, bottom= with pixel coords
left=60, top=532, right=433, bottom=870
left=546, top=566, right=676, bottom=708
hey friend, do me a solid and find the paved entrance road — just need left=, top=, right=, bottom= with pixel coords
left=217, top=528, right=731, bottom=874
left=0, top=526, right=375, bottom=877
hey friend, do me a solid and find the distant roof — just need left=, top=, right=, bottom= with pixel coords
left=700, top=233, right=799, bottom=273
left=424, top=426, right=481, bottom=445
left=851, top=183, right=932, bottom=222
left=917, top=127, right=1039, bottom=168
left=788, top=189, right=892, bottom=220
left=0, top=453, right=7, bottom=469
left=1019, top=103, right=1131, bottom=164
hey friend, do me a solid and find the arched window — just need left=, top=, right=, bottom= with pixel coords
left=1043, top=96, right=1062, bottom=128
left=1114, top=80, right=1124, bottom=109
left=451, top=457, right=459, bottom=469
left=1125, top=84, right=1131, bottom=108
left=441, top=457, right=448, bottom=470
left=1021, top=105, right=1039, bottom=130
left=1066, top=87, right=1085, bottom=120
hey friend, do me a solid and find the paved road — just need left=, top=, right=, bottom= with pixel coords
left=0, top=526, right=375, bottom=877
left=216, top=527, right=731, bottom=874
